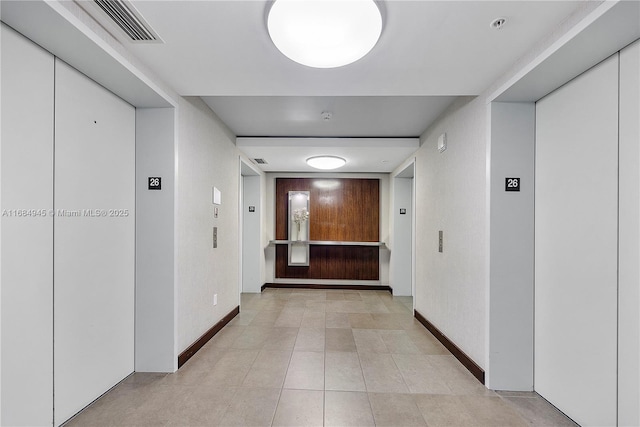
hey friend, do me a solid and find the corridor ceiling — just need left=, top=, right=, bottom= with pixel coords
left=88, top=1, right=585, bottom=171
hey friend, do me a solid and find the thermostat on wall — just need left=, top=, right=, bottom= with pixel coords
left=438, top=133, right=447, bottom=153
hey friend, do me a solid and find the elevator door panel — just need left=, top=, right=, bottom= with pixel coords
left=54, top=59, right=135, bottom=426
left=535, top=54, right=618, bottom=427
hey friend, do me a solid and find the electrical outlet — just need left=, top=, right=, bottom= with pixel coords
left=213, top=293, right=218, bottom=306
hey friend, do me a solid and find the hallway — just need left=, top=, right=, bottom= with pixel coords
left=66, top=289, right=576, bottom=426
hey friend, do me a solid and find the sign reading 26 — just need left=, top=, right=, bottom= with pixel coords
left=148, top=177, right=161, bottom=190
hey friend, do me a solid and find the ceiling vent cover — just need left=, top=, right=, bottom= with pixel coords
left=94, top=0, right=159, bottom=42
left=253, top=158, right=268, bottom=165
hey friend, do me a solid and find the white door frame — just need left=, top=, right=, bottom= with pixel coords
left=391, top=159, right=416, bottom=301
left=239, top=158, right=263, bottom=299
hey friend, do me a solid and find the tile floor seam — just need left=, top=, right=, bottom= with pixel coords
left=389, top=348, right=412, bottom=394
left=356, top=352, right=370, bottom=394
left=270, top=386, right=285, bottom=426
left=354, top=348, right=367, bottom=395
left=322, top=388, right=326, bottom=427
left=364, top=391, right=377, bottom=427
left=215, top=385, right=240, bottom=426
left=411, top=393, right=432, bottom=426
left=322, top=349, right=326, bottom=392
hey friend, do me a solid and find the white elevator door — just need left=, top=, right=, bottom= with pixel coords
left=54, top=59, right=135, bottom=426
left=535, top=54, right=618, bottom=426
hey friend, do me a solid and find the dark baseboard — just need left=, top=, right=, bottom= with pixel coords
left=261, top=283, right=392, bottom=293
left=414, top=309, right=485, bottom=384
left=178, top=306, right=240, bottom=368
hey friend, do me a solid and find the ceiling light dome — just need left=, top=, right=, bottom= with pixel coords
left=267, top=0, right=383, bottom=68
left=306, top=155, right=347, bottom=170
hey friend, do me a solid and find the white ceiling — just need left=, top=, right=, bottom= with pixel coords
left=237, top=137, right=420, bottom=173
left=124, top=1, right=583, bottom=97
left=78, top=0, right=586, bottom=172
left=202, top=96, right=456, bottom=138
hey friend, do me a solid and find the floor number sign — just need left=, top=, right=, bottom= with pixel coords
left=148, top=177, right=161, bottom=190
left=505, top=177, right=520, bottom=192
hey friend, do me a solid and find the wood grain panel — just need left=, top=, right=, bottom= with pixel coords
left=275, top=244, right=379, bottom=280
left=275, top=178, right=305, bottom=240
left=275, top=178, right=380, bottom=280
left=263, top=283, right=392, bottom=292
left=275, top=178, right=379, bottom=241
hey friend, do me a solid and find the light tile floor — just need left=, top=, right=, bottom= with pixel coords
left=66, top=289, right=577, bottom=426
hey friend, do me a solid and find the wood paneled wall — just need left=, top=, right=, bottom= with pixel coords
left=275, top=178, right=379, bottom=241
left=275, top=178, right=380, bottom=280
left=276, top=245, right=379, bottom=280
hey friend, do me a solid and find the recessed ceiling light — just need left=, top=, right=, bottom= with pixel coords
left=490, top=17, right=506, bottom=30
left=313, top=180, right=341, bottom=190
left=306, top=156, right=347, bottom=170
left=267, top=0, right=383, bottom=68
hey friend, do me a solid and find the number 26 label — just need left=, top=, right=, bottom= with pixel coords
left=148, top=177, right=161, bottom=190
left=505, top=178, right=520, bottom=192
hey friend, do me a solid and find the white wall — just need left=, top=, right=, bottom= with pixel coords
left=135, top=108, right=176, bottom=372
left=410, top=3, right=628, bottom=386
left=414, top=96, right=487, bottom=368
left=176, top=96, right=240, bottom=352
left=53, top=58, right=135, bottom=426
left=535, top=54, right=618, bottom=427
left=487, top=102, right=535, bottom=390
left=0, top=23, right=54, bottom=427
left=264, top=173, right=390, bottom=285
left=391, top=176, right=413, bottom=296
left=618, top=38, right=640, bottom=427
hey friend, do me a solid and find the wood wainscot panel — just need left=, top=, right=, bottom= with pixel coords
left=178, top=306, right=240, bottom=368
left=276, top=244, right=379, bottom=280
left=414, top=310, right=485, bottom=384
left=263, top=283, right=392, bottom=292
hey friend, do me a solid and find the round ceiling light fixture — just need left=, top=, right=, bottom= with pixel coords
left=306, top=155, right=347, bottom=170
left=267, top=0, right=383, bottom=68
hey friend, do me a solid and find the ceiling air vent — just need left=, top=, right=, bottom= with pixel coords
left=94, top=0, right=159, bottom=42
left=253, top=158, right=268, bottom=165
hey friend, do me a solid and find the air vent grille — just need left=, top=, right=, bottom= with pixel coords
left=253, top=158, right=268, bottom=165
left=94, top=0, right=158, bottom=41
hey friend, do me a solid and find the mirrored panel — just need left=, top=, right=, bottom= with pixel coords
left=288, top=191, right=309, bottom=266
